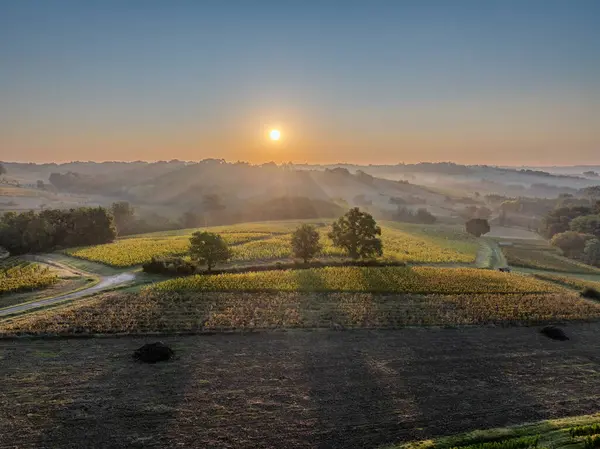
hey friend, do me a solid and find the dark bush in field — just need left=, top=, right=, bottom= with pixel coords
left=143, top=256, right=197, bottom=275
left=133, top=342, right=174, bottom=363
left=540, top=325, right=569, bottom=341
left=581, top=287, right=600, bottom=300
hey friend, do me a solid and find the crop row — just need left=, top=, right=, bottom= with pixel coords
left=148, top=266, right=563, bottom=294
left=0, top=262, right=58, bottom=295
left=2, top=289, right=596, bottom=335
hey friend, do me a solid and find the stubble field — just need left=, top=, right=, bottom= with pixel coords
left=3, top=326, right=600, bottom=448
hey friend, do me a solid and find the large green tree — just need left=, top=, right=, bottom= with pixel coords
left=291, top=224, right=321, bottom=263
left=570, top=214, right=600, bottom=239
left=189, top=231, right=232, bottom=271
left=329, top=208, right=382, bottom=259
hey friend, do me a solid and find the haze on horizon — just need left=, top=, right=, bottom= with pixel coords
left=1, top=0, right=599, bottom=166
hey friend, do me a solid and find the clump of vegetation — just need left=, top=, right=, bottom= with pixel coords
left=581, top=287, right=600, bottom=300
left=569, top=424, right=600, bottom=438
left=142, top=256, right=196, bottom=275
left=465, top=218, right=490, bottom=237
left=329, top=208, right=383, bottom=259
left=291, top=224, right=322, bottom=263
left=189, top=231, right=232, bottom=271
left=551, top=231, right=596, bottom=258
left=540, top=325, right=569, bottom=341
left=584, top=435, right=600, bottom=449
left=450, top=435, right=539, bottom=449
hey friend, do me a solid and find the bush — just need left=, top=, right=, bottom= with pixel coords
left=581, top=287, right=600, bottom=300
left=143, top=256, right=197, bottom=275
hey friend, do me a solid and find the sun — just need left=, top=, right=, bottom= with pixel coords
left=269, top=129, right=281, bottom=141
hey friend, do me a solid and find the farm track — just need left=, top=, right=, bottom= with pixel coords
left=3, top=325, right=600, bottom=448
left=0, top=255, right=136, bottom=317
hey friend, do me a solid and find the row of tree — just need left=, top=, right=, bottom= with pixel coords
left=184, top=207, right=384, bottom=271
left=0, top=207, right=116, bottom=255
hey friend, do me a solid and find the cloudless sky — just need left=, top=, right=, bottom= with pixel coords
left=1, top=0, right=599, bottom=165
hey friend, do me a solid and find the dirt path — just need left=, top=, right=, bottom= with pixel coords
left=0, top=255, right=136, bottom=317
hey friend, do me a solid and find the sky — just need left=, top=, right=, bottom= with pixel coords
left=1, top=0, right=599, bottom=166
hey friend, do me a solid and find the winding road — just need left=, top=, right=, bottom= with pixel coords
left=0, top=256, right=136, bottom=317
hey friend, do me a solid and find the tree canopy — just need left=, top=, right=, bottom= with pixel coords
left=291, top=224, right=322, bottom=263
left=465, top=218, right=490, bottom=238
left=0, top=207, right=116, bottom=255
left=329, top=208, right=382, bottom=259
left=189, top=231, right=232, bottom=271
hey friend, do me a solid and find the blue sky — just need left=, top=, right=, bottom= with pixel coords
left=1, top=0, right=599, bottom=164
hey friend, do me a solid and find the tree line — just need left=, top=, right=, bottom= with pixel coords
left=539, top=200, right=600, bottom=266
left=145, top=207, right=384, bottom=274
left=0, top=207, right=116, bottom=255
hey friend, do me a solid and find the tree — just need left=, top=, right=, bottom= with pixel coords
left=550, top=231, right=596, bottom=258
left=329, top=207, right=382, bottom=259
left=189, top=231, right=232, bottom=271
left=0, top=163, right=6, bottom=176
left=584, top=239, right=600, bottom=266
left=570, top=214, right=600, bottom=239
left=465, top=218, right=490, bottom=237
left=111, top=201, right=135, bottom=234
left=291, top=224, right=321, bottom=263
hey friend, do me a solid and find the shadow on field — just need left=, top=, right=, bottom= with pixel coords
left=34, top=339, right=193, bottom=449
left=299, top=328, right=592, bottom=449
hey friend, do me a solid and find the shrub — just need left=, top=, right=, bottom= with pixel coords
left=142, top=256, right=196, bottom=275
left=581, top=287, right=600, bottom=300
left=569, top=424, right=600, bottom=438
left=584, top=435, right=600, bottom=449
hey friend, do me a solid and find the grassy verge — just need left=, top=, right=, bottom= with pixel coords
left=385, top=414, right=600, bottom=449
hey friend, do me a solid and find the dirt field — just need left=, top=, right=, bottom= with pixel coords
left=3, top=325, right=600, bottom=449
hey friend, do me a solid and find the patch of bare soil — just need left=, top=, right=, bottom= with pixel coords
left=2, top=325, right=600, bottom=448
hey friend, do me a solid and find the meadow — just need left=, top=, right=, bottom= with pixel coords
left=148, top=266, right=561, bottom=295
left=63, top=220, right=480, bottom=268
left=0, top=259, right=58, bottom=296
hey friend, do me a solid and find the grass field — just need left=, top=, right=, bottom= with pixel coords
left=0, top=259, right=58, bottom=296
left=63, top=220, right=480, bottom=268
left=4, top=328, right=600, bottom=448
left=148, top=266, right=561, bottom=295
left=497, top=239, right=600, bottom=274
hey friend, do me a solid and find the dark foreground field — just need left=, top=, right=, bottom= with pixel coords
left=3, top=325, right=600, bottom=449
